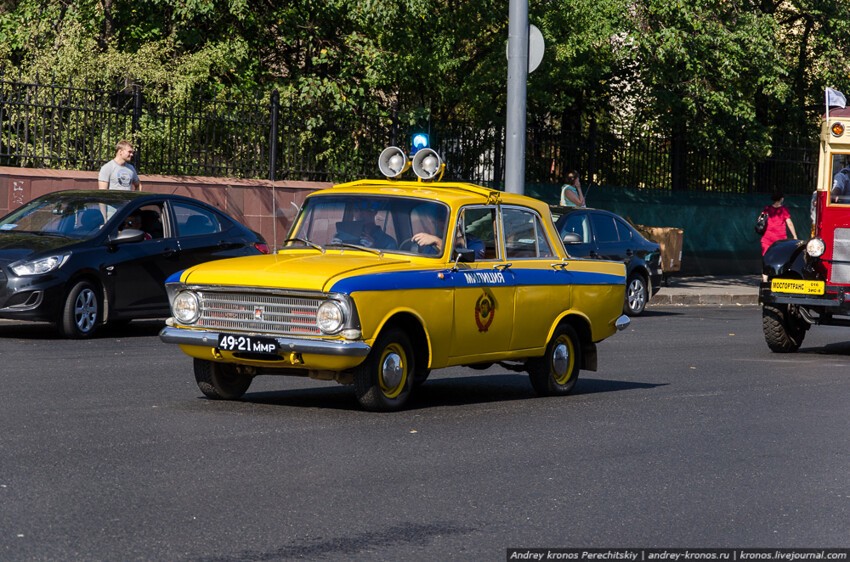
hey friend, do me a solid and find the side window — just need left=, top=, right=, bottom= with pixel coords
left=458, top=206, right=497, bottom=260
left=503, top=208, right=554, bottom=259
left=173, top=203, right=222, bottom=237
left=117, top=203, right=165, bottom=240
left=591, top=213, right=619, bottom=243
left=832, top=153, right=850, bottom=204
left=615, top=218, right=633, bottom=242
left=560, top=213, right=590, bottom=243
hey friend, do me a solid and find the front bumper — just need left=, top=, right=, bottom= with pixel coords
left=0, top=271, right=66, bottom=321
left=759, top=282, right=850, bottom=311
left=159, top=326, right=372, bottom=358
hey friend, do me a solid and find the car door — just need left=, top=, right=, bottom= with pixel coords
left=501, top=206, right=567, bottom=352
left=103, top=201, right=179, bottom=316
left=169, top=201, right=244, bottom=272
left=589, top=211, right=628, bottom=262
left=448, top=205, right=517, bottom=360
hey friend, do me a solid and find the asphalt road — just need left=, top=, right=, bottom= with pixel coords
left=1, top=307, right=849, bottom=561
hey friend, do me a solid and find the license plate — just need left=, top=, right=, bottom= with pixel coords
left=217, top=333, right=279, bottom=354
left=770, top=279, right=825, bottom=295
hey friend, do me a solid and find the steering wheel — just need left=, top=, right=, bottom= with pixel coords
left=398, top=237, right=420, bottom=253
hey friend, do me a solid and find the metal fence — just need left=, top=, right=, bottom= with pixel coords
left=0, top=75, right=820, bottom=194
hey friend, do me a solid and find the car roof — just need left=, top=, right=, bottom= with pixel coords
left=36, top=190, right=220, bottom=210
left=323, top=179, right=553, bottom=216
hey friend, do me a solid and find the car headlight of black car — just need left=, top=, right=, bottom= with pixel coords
left=9, top=253, right=70, bottom=276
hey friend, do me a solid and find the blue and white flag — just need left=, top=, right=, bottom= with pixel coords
left=826, top=87, right=846, bottom=120
left=827, top=87, right=846, bottom=108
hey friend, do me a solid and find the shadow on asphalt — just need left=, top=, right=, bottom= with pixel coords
left=0, top=319, right=165, bottom=340
left=228, top=373, right=667, bottom=412
left=806, top=341, right=850, bottom=356
left=640, top=308, right=686, bottom=317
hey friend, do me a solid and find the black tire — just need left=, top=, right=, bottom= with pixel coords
left=353, top=328, right=415, bottom=411
left=413, top=368, right=431, bottom=388
left=624, top=273, right=648, bottom=316
left=527, top=324, right=581, bottom=396
left=193, top=358, right=253, bottom=400
left=762, top=304, right=807, bottom=353
left=59, top=280, right=101, bottom=339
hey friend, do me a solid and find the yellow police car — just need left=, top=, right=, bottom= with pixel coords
left=159, top=147, right=630, bottom=411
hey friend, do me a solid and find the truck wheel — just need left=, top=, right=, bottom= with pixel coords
left=59, top=280, right=101, bottom=339
left=193, top=359, right=253, bottom=400
left=624, top=273, right=648, bottom=316
left=527, top=324, right=581, bottom=396
left=762, top=304, right=807, bottom=353
left=353, top=328, right=414, bottom=411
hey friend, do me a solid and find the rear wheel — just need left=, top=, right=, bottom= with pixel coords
left=193, top=359, right=253, bottom=400
left=353, top=328, right=414, bottom=411
left=762, top=304, right=807, bottom=352
left=527, top=324, right=581, bottom=396
left=59, top=280, right=101, bottom=339
left=624, top=273, right=648, bottom=316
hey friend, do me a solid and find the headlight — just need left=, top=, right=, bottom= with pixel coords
left=316, top=300, right=345, bottom=334
left=172, top=291, right=200, bottom=324
left=10, top=254, right=70, bottom=276
left=806, top=238, right=825, bottom=258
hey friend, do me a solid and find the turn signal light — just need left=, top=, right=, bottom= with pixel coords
left=831, top=122, right=845, bottom=137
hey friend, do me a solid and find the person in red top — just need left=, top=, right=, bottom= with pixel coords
left=760, top=192, right=797, bottom=280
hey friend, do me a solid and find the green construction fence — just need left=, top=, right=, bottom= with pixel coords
left=526, top=184, right=812, bottom=276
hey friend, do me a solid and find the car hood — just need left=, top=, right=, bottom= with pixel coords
left=0, top=232, right=80, bottom=265
left=179, top=250, right=415, bottom=293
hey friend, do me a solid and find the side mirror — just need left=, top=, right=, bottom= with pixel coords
left=109, top=228, right=146, bottom=244
left=562, top=232, right=582, bottom=244
left=454, top=247, right=475, bottom=263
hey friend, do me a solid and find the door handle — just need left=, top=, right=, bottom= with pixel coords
left=162, top=247, right=177, bottom=258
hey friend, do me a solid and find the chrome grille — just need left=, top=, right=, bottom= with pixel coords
left=196, top=291, right=322, bottom=336
left=833, top=228, right=850, bottom=285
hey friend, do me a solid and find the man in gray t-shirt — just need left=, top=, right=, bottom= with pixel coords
left=98, top=140, right=141, bottom=191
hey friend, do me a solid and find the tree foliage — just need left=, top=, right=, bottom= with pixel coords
left=0, top=0, right=848, bottom=176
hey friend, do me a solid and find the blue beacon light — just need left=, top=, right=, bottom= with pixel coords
left=411, top=133, right=429, bottom=155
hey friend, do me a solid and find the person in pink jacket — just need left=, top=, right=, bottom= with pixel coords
left=761, top=192, right=798, bottom=281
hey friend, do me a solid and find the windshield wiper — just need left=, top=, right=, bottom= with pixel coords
left=326, top=242, right=383, bottom=256
left=281, top=237, right=325, bottom=253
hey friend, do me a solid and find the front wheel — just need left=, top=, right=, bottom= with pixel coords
left=527, top=324, right=581, bottom=396
left=193, top=359, right=253, bottom=400
left=59, top=280, right=101, bottom=339
left=762, top=304, right=807, bottom=352
left=624, top=273, right=648, bottom=316
left=353, top=328, right=415, bottom=411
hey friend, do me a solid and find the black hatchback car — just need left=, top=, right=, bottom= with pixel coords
left=552, top=206, right=662, bottom=315
left=0, top=190, right=269, bottom=338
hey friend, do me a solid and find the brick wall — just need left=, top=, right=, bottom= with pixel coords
left=0, top=167, right=331, bottom=251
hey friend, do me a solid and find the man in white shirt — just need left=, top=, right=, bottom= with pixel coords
left=98, top=140, right=141, bottom=191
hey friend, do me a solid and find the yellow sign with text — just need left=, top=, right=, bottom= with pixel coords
left=771, top=279, right=825, bottom=295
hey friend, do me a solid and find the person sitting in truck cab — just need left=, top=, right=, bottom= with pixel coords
left=832, top=164, right=850, bottom=201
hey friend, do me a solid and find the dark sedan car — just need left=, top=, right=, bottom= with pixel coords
left=0, top=190, right=269, bottom=338
left=552, top=206, right=662, bottom=315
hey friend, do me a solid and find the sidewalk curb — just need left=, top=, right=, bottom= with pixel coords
left=651, top=293, right=759, bottom=306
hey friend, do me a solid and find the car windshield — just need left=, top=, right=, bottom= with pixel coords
left=288, top=195, right=449, bottom=256
left=0, top=196, right=129, bottom=238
